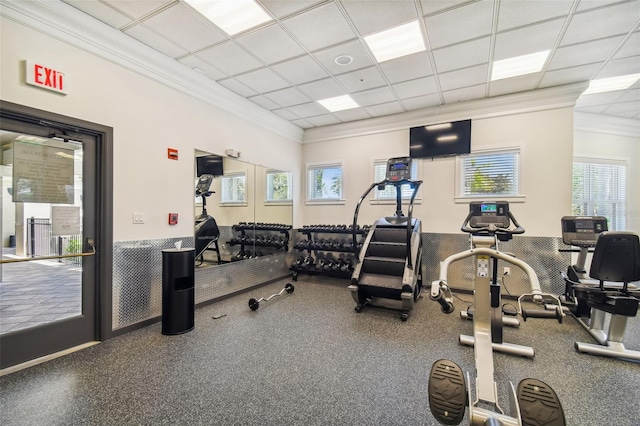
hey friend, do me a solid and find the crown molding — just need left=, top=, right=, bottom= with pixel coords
left=0, top=0, right=304, bottom=143
left=303, top=82, right=590, bottom=143
left=574, top=112, right=640, bottom=138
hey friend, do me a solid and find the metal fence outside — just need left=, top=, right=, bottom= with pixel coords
left=26, top=217, right=82, bottom=265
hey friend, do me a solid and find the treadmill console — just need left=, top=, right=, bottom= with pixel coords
left=561, top=216, right=608, bottom=247
left=469, top=201, right=510, bottom=228
left=386, top=157, right=413, bottom=182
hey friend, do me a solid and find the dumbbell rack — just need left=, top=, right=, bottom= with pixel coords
left=227, top=222, right=291, bottom=261
left=290, top=224, right=369, bottom=281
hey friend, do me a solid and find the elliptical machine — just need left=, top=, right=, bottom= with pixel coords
left=349, top=157, right=423, bottom=321
left=428, top=201, right=565, bottom=426
left=195, top=174, right=221, bottom=265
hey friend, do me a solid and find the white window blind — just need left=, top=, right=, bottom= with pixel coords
left=461, top=150, right=519, bottom=197
left=220, top=173, right=246, bottom=203
left=266, top=170, right=293, bottom=202
left=307, top=164, right=342, bottom=201
left=572, top=158, right=627, bottom=231
left=373, top=160, right=419, bottom=200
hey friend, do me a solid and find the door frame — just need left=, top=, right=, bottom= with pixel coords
left=0, top=100, right=113, bottom=368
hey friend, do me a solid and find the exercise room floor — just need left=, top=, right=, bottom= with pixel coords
left=1, top=276, right=639, bottom=425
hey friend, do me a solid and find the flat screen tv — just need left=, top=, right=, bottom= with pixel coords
left=409, top=119, right=471, bottom=159
left=196, top=155, right=224, bottom=177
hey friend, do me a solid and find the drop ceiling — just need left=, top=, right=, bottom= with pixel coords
left=61, top=0, right=640, bottom=129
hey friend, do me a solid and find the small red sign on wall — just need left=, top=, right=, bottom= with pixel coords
left=25, top=61, right=67, bottom=95
left=168, top=213, right=178, bottom=225
left=168, top=148, right=178, bottom=160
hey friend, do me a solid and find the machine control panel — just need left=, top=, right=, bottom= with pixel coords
left=196, top=174, right=214, bottom=197
left=386, top=157, right=413, bottom=181
left=561, top=216, right=608, bottom=247
left=469, top=201, right=510, bottom=228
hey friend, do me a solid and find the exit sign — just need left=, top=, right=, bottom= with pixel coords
left=25, top=61, right=68, bottom=95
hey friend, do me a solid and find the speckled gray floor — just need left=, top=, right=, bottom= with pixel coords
left=1, top=276, right=639, bottom=425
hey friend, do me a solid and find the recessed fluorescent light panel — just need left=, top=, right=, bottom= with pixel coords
left=364, top=20, right=426, bottom=63
left=184, top=0, right=272, bottom=35
left=318, top=95, right=359, bottom=112
left=583, top=73, right=640, bottom=95
left=491, top=50, right=550, bottom=81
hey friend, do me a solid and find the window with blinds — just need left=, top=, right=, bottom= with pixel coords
left=266, top=170, right=293, bottom=202
left=460, top=150, right=519, bottom=197
left=307, top=163, right=342, bottom=201
left=220, top=173, right=246, bottom=203
left=572, top=158, right=627, bottom=231
left=373, top=160, right=419, bottom=200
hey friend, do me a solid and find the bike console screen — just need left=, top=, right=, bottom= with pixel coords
left=468, top=201, right=510, bottom=229
left=386, top=157, right=412, bottom=182
left=561, top=216, right=608, bottom=247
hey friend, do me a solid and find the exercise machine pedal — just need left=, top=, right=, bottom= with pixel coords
left=517, top=378, right=565, bottom=426
left=428, top=359, right=467, bottom=425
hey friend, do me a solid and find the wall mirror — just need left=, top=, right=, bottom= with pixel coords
left=195, top=150, right=293, bottom=267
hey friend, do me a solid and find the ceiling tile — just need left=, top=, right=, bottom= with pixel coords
left=574, top=104, right=609, bottom=114
left=605, top=100, right=640, bottom=115
left=424, top=1, right=494, bottom=49
left=340, top=0, right=419, bottom=35
left=312, top=40, right=374, bottom=75
left=287, top=102, right=328, bottom=118
left=331, top=108, right=371, bottom=122
left=548, top=36, right=625, bottom=70
left=494, top=18, right=564, bottom=60
left=561, top=2, right=640, bottom=46
left=234, top=68, right=290, bottom=93
left=248, top=95, right=281, bottom=110
left=379, top=51, right=433, bottom=84
left=432, top=37, right=490, bottom=73
left=614, top=31, right=640, bottom=60
left=218, top=78, right=258, bottom=97
left=236, top=24, right=306, bottom=64
left=103, top=0, right=169, bottom=19
left=576, top=90, right=628, bottom=107
left=419, top=0, right=475, bottom=16
left=575, top=0, right=635, bottom=12
left=298, top=78, right=346, bottom=100
left=264, top=87, right=311, bottom=107
left=442, top=84, right=486, bottom=103
left=63, top=0, right=133, bottom=28
left=142, top=4, right=227, bottom=52
left=617, top=88, right=640, bottom=103
left=539, top=63, right=601, bottom=88
left=489, top=74, right=540, bottom=97
left=270, top=55, right=329, bottom=85
left=335, top=67, right=387, bottom=92
left=401, top=93, right=442, bottom=111
left=438, top=64, right=488, bottom=92
left=178, top=55, right=227, bottom=80
left=272, top=108, right=300, bottom=121
left=365, top=101, right=405, bottom=117
left=594, top=55, right=640, bottom=79
left=305, top=114, right=342, bottom=126
left=351, top=86, right=397, bottom=107
left=392, top=76, right=438, bottom=99
left=496, top=0, right=573, bottom=32
left=291, top=118, right=314, bottom=129
left=259, top=0, right=326, bottom=18
left=124, top=24, right=187, bottom=58
left=282, top=2, right=357, bottom=51
left=195, top=42, right=263, bottom=75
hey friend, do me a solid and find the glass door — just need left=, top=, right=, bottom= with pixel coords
left=0, top=106, right=105, bottom=369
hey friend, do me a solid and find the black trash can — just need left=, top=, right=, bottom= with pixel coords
left=162, top=248, right=195, bottom=335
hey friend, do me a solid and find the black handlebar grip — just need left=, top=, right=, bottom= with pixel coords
left=522, top=307, right=562, bottom=323
left=436, top=297, right=455, bottom=314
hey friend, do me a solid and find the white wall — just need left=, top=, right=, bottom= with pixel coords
left=301, top=107, right=575, bottom=237
left=0, top=17, right=303, bottom=241
left=574, top=114, right=640, bottom=233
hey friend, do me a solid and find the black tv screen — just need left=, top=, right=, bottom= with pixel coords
left=409, top=119, right=471, bottom=158
left=197, top=155, right=224, bottom=177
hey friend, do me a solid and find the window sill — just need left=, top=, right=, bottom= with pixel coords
left=454, top=195, right=526, bottom=204
left=219, top=202, right=248, bottom=207
left=264, top=201, right=293, bottom=206
left=370, top=199, right=422, bottom=205
left=305, top=199, right=346, bottom=206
